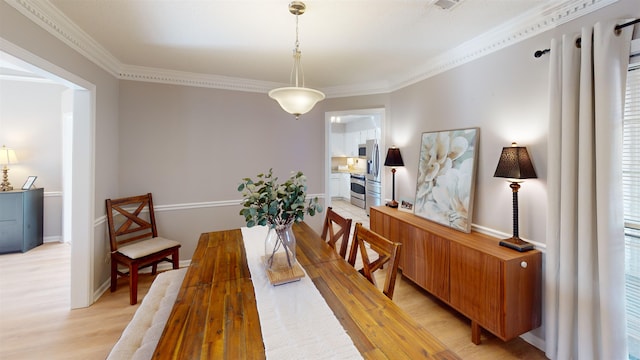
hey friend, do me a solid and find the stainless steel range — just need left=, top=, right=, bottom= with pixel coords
left=350, top=173, right=366, bottom=209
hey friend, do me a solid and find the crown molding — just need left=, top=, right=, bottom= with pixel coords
left=5, top=0, right=121, bottom=77
left=118, top=64, right=282, bottom=94
left=388, top=0, right=620, bottom=91
left=4, top=0, right=620, bottom=97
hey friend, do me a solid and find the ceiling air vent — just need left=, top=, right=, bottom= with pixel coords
left=434, top=0, right=463, bottom=10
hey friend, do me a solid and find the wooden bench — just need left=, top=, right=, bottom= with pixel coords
left=107, top=268, right=187, bottom=360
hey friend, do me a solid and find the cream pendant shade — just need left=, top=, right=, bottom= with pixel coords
left=269, top=87, right=325, bottom=117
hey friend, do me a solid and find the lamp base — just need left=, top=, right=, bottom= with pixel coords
left=1, top=168, right=12, bottom=191
left=386, top=200, right=399, bottom=208
left=499, top=237, right=534, bottom=252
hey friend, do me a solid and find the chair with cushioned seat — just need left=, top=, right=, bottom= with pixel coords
left=320, top=206, right=353, bottom=259
left=106, top=193, right=181, bottom=305
left=347, top=222, right=402, bottom=300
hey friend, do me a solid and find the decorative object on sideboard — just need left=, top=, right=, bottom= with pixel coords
left=398, top=197, right=414, bottom=213
left=414, top=128, right=479, bottom=233
left=493, top=142, right=537, bottom=252
left=238, top=169, right=322, bottom=285
left=268, top=1, right=325, bottom=120
left=22, top=176, right=37, bottom=190
left=384, top=146, right=404, bottom=208
left=0, top=145, right=18, bottom=191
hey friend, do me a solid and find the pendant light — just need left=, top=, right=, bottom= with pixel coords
left=269, top=1, right=325, bottom=120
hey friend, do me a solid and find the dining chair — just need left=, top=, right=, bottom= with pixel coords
left=347, top=222, right=402, bottom=299
left=106, top=193, right=181, bottom=305
left=320, top=206, right=353, bottom=259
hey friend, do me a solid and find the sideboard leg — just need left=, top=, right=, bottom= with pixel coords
left=471, top=321, right=482, bottom=345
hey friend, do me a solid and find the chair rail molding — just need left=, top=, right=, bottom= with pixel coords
left=94, top=193, right=326, bottom=226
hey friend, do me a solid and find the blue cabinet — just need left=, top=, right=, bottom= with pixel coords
left=0, top=188, right=44, bottom=253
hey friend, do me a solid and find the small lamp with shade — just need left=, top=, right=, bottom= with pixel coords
left=384, top=146, right=404, bottom=208
left=0, top=145, right=19, bottom=191
left=493, top=142, right=537, bottom=252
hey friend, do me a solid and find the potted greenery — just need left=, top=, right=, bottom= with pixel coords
left=238, top=169, right=322, bottom=270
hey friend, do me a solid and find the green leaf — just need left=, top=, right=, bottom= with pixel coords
left=237, top=169, right=319, bottom=227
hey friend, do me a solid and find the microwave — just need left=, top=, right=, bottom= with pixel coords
left=358, top=144, right=367, bottom=158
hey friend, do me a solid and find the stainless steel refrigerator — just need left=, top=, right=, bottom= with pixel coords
left=365, top=139, right=381, bottom=215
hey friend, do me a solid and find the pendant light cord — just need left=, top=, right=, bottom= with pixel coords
left=291, top=12, right=305, bottom=88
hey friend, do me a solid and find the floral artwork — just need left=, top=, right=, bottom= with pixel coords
left=414, top=128, right=479, bottom=233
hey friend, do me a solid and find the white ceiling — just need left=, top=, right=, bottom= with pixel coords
left=2, top=0, right=611, bottom=96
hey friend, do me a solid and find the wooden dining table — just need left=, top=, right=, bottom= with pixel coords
left=153, top=222, right=460, bottom=359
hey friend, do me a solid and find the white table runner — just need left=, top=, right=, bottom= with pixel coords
left=241, top=226, right=363, bottom=360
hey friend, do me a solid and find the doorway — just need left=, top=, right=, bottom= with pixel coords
left=324, top=108, right=385, bottom=212
left=1, top=41, right=95, bottom=309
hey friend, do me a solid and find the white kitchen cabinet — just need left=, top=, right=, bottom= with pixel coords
left=339, top=173, right=350, bottom=199
left=343, top=126, right=380, bottom=157
left=360, top=130, right=370, bottom=144
left=330, top=174, right=341, bottom=198
left=345, top=132, right=359, bottom=157
left=331, top=132, right=345, bottom=157
left=366, top=128, right=377, bottom=142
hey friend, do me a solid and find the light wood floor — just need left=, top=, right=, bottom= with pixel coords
left=0, top=242, right=548, bottom=359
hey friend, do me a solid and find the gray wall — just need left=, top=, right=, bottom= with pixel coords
left=117, top=80, right=327, bottom=259
left=389, top=37, right=551, bottom=243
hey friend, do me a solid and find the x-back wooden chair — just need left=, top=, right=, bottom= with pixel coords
left=105, top=193, right=181, bottom=305
left=347, top=222, right=402, bottom=299
left=320, top=206, right=353, bottom=259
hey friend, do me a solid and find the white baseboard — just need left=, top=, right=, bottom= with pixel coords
left=520, top=331, right=546, bottom=353
left=43, top=236, right=63, bottom=243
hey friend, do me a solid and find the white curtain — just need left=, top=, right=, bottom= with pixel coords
left=545, top=21, right=634, bottom=360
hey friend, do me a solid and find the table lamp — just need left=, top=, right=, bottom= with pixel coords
left=384, top=146, right=404, bottom=208
left=0, top=145, right=19, bottom=191
left=493, top=142, right=536, bottom=252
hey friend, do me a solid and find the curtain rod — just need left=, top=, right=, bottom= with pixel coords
left=534, top=18, right=639, bottom=58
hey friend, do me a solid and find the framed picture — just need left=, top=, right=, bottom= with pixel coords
left=414, top=128, right=479, bottom=233
left=398, top=198, right=414, bottom=213
left=22, top=176, right=37, bottom=190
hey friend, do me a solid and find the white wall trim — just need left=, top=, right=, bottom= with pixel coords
left=4, top=0, right=619, bottom=97
left=155, top=198, right=243, bottom=212
left=3, top=0, right=120, bottom=77
left=94, top=193, right=326, bottom=227
left=43, top=235, right=63, bottom=243
left=118, top=64, right=280, bottom=94
left=520, top=332, right=546, bottom=353
left=388, top=0, right=620, bottom=92
left=43, top=191, right=62, bottom=197
left=472, top=223, right=547, bottom=252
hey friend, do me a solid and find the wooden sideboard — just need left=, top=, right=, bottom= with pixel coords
left=369, top=205, right=541, bottom=344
